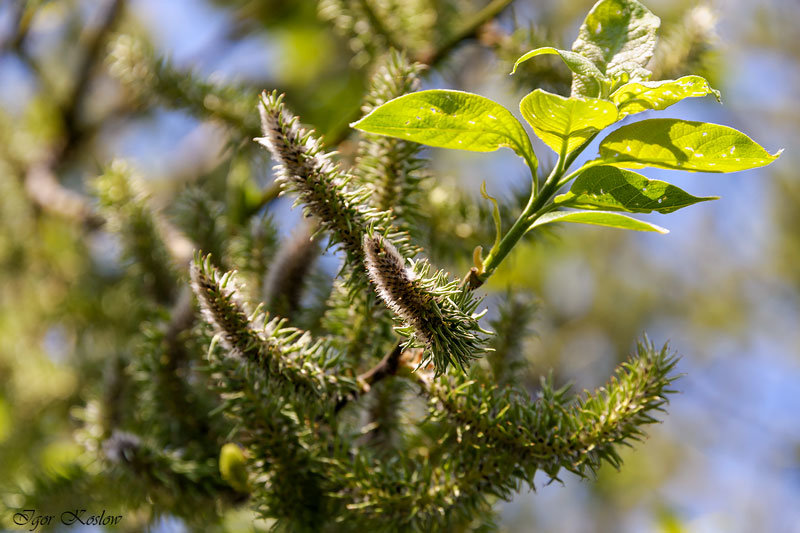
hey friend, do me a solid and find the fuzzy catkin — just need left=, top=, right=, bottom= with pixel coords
left=190, top=258, right=259, bottom=359
left=257, top=92, right=365, bottom=262
left=362, top=234, right=489, bottom=373
left=190, top=254, right=362, bottom=401
left=363, top=234, right=433, bottom=346
left=256, top=91, right=417, bottom=289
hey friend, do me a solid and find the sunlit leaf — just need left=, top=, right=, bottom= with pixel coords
left=529, top=210, right=668, bottom=233
left=520, top=89, right=618, bottom=155
left=555, top=165, right=717, bottom=213
left=597, top=119, right=781, bottom=172
left=511, top=47, right=608, bottom=98
left=612, top=75, right=721, bottom=118
left=571, top=0, right=661, bottom=96
left=351, top=89, right=537, bottom=170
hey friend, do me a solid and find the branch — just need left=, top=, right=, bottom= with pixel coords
left=0, top=0, right=31, bottom=52
left=357, top=342, right=404, bottom=387
left=61, top=0, right=127, bottom=156
left=15, top=1, right=129, bottom=235
left=418, top=0, right=515, bottom=65
left=24, top=161, right=105, bottom=229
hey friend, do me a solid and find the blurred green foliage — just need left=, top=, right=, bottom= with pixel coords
left=0, top=0, right=795, bottom=531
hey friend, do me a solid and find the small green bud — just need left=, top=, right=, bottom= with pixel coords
left=219, top=443, right=250, bottom=493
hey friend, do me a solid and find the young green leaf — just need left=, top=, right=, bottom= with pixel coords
left=555, top=165, right=717, bottom=214
left=520, top=89, right=618, bottom=156
left=612, top=75, right=721, bottom=118
left=351, top=89, right=537, bottom=171
left=529, top=210, right=668, bottom=233
left=511, top=47, right=609, bottom=98
left=571, top=0, right=661, bottom=96
left=597, top=119, right=781, bottom=172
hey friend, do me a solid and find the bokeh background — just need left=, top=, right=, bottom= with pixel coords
left=0, top=0, right=798, bottom=531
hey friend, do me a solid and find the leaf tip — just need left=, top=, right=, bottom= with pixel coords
left=651, top=223, right=670, bottom=234
left=479, top=180, right=489, bottom=199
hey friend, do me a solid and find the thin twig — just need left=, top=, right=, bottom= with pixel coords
left=335, top=341, right=404, bottom=413
left=358, top=342, right=404, bottom=386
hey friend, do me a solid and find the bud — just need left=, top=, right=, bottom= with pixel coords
left=219, top=443, right=250, bottom=493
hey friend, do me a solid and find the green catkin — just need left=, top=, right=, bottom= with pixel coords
left=190, top=254, right=359, bottom=402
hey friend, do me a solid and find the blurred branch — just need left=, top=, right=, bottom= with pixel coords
left=263, top=222, right=320, bottom=321
left=24, top=161, right=105, bottom=229
left=61, top=0, right=127, bottom=156
left=420, top=0, right=514, bottom=65
left=18, top=0, right=127, bottom=230
left=0, top=0, right=32, bottom=52
left=356, top=0, right=406, bottom=52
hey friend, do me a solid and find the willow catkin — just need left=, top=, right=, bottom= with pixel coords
left=363, top=234, right=434, bottom=347
left=363, top=234, right=489, bottom=373
left=257, top=91, right=367, bottom=263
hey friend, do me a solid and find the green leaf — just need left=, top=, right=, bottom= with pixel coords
left=520, top=89, right=618, bottom=156
left=530, top=210, right=668, bottom=233
left=351, top=89, right=537, bottom=170
left=571, top=0, right=661, bottom=97
left=511, top=47, right=609, bottom=98
left=597, top=119, right=781, bottom=172
left=612, top=76, right=721, bottom=118
left=555, top=165, right=717, bottom=214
